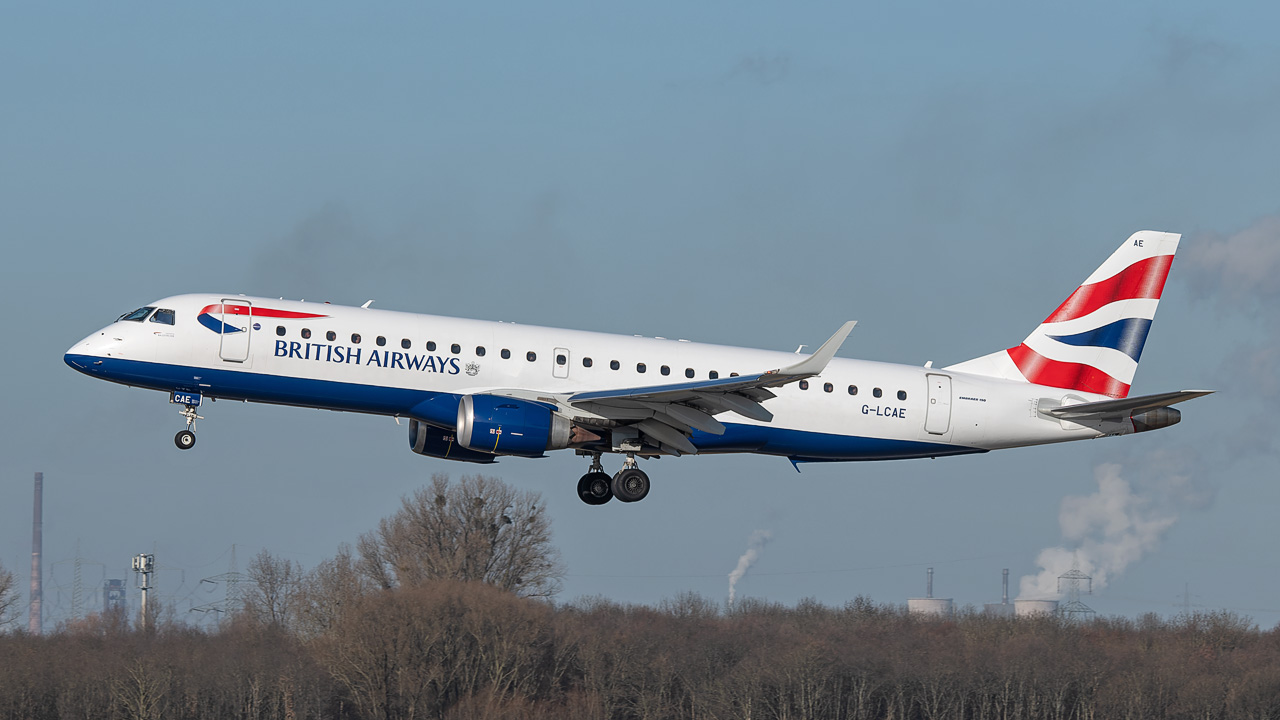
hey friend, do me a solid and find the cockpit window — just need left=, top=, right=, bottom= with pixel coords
left=118, top=307, right=155, bottom=322
left=149, top=309, right=176, bottom=325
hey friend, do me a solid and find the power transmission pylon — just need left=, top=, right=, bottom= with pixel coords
left=191, top=544, right=246, bottom=616
left=1058, top=563, right=1095, bottom=620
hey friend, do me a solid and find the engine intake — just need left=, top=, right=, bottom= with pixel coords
left=409, top=419, right=497, bottom=464
left=1131, top=407, right=1181, bottom=433
left=456, top=395, right=572, bottom=457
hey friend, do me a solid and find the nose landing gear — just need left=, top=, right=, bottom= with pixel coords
left=175, top=404, right=202, bottom=450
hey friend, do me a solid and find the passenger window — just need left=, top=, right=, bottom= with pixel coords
left=427, top=341, right=437, bottom=351
left=301, top=328, right=311, bottom=339
left=149, top=309, right=175, bottom=325
left=556, top=354, right=567, bottom=366
left=351, top=333, right=361, bottom=344
left=637, top=363, right=646, bottom=373
left=685, top=368, right=695, bottom=379
left=730, top=372, right=739, bottom=377
left=661, top=365, right=671, bottom=376
left=527, top=351, right=537, bottom=362
left=451, top=343, right=461, bottom=354
left=376, top=336, right=386, bottom=347
left=610, top=360, right=620, bottom=370
left=476, top=346, right=486, bottom=357
left=501, top=349, right=511, bottom=359
left=824, top=383, right=833, bottom=393
left=848, top=385, right=858, bottom=395
left=873, top=388, right=883, bottom=398
left=401, top=339, right=411, bottom=349
left=276, top=326, right=286, bottom=337
left=898, top=390, right=907, bottom=401
left=799, top=380, right=809, bottom=390
left=583, top=357, right=593, bottom=368
left=709, top=371, right=719, bottom=379
left=326, top=331, right=336, bottom=341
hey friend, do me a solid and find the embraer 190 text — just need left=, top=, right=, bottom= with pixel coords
left=66, top=231, right=1209, bottom=506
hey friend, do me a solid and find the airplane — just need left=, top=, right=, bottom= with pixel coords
left=65, top=231, right=1209, bottom=506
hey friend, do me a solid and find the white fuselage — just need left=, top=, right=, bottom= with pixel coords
left=65, top=294, right=1129, bottom=464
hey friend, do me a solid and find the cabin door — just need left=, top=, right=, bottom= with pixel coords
left=924, top=374, right=952, bottom=435
left=218, top=299, right=253, bottom=363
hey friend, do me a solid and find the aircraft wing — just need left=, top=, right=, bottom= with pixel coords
left=563, top=321, right=856, bottom=454
left=1043, top=389, right=1213, bottom=419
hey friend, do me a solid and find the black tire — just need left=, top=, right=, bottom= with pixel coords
left=577, top=472, right=613, bottom=505
left=611, top=468, right=650, bottom=503
left=175, top=430, right=196, bottom=450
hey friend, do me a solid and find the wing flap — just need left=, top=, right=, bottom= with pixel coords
left=565, top=321, right=854, bottom=453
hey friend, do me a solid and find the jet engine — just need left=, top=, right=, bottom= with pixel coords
left=1131, top=407, right=1181, bottom=433
left=456, top=394, right=574, bottom=457
left=408, top=419, right=498, bottom=463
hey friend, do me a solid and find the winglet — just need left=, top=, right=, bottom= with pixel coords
left=778, top=321, right=856, bottom=376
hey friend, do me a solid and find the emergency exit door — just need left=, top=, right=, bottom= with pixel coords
left=553, top=347, right=570, bottom=379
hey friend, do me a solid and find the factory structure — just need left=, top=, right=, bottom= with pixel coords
left=908, top=567, right=955, bottom=617
left=906, top=566, right=1094, bottom=618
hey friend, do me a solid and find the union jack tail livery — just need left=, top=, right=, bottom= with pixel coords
left=948, top=231, right=1179, bottom=398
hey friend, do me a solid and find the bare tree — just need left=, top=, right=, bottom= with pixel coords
left=0, top=560, right=16, bottom=629
left=242, top=549, right=302, bottom=630
left=292, top=543, right=372, bottom=641
left=358, top=473, right=564, bottom=598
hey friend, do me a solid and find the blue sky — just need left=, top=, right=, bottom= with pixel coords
left=3, top=2, right=1280, bottom=626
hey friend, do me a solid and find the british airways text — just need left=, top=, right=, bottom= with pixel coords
left=274, top=340, right=462, bottom=374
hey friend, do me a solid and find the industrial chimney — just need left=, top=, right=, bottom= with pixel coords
left=984, top=568, right=1015, bottom=617
left=908, top=566, right=954, bottom=618
left=29, top=472, right=42, bottom=635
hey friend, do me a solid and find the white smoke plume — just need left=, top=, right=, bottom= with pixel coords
left=1184, top=215, right=1280, bottom=306
left=1018, top=463, right=1180, bottom=600
left=728, top=530, right=773, bottom=606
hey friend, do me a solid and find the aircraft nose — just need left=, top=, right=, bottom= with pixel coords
left=64, top=332, right=108, bottom=374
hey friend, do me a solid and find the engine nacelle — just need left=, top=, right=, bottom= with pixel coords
left=1131, top=407, right=1181, bottom=433
left=408, top=419, right=497, bottom=464
left=456, top=394, right=572, bottom=457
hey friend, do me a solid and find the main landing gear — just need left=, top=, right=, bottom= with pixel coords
left=576, top=452, right=651, bottom=506
left=175, top=403, right=202, bottom=450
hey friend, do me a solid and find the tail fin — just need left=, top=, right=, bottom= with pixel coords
left=946, top=231, right=1180, bottom=398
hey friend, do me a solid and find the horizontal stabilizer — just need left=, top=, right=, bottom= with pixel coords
left=1044, top=390, right=1212, bottom=419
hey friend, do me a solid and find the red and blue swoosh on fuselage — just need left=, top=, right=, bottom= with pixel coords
left=197, top=304, right=329, bottom=334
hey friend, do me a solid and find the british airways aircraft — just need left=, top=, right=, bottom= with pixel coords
left=65, top=231, right=1208, bottom=506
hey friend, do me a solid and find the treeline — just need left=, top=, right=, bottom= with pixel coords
left=2, top=474, right=1279, bottom=719
left=3, top=591, right=1280, bottom=720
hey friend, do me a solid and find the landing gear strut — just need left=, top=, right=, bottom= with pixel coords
left=175, top=404, right=202, bottom=450
left=577, top=453, right=612, bottom=505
